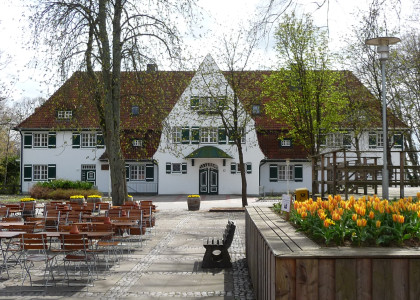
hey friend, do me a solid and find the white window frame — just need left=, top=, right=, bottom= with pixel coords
left=369, top=132, right=384, bottom=148
left=57, top=110, right=72, bottom=119
left=278, top=165, right=293, bottom=181
left=81, top=133, right=97, bottom=148
left=199, top=97, right=218, bottom=112
left=252, top=104, right=261, bottom=115
left=172, top=126, right=182, bottom=143
left=33, top=133, right=48, bottom=148
left=200, top=127, right=217, bottom=144
left=33, top=165, right=48, bottom=181
left=130, top=165, right=145, bottom=181
left=326, top=133, right=343, bottom=148
left=132, top=139, right=143, bottom=147
left=281, top=139, right=291, bottom=147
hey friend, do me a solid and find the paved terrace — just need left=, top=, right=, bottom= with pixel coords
left=0, top=195, right=275, bottom=300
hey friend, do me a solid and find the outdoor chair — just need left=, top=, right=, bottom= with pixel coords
left=19, top=233, right=56, bottom=287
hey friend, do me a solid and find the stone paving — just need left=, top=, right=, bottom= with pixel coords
left=0, top=195, right=264, bottom=299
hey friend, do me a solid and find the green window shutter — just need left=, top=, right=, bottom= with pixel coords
left=218, top=96, right=227, bottom=110
left=190, top=97, right=199, bottom=110
left=228, top=130, right=235, bottom=144
left=246, top=163, right=252, bottom=174
left=182, top=127, right=190, bottom=144
left=146, top=164, right=154, bottom=182
left=24, top=165, right=32, bottom=181
left=394, top=133, right=403, bottom=148
left=166, top=163, right=171, bottom=174
left=343, top=133, right=352, bottom=149
left=96, top=132, right=105, bottom=148
left=48, top=132, right=56, bottom=148
left=126, top=165, right=130, bottom=181
left=48, top=164, right=56, bottom=180
left=181, top=163, right=187, bottom=174
left=72, top=133, right=80, bottom=148
left=218, top=127, right=226, bottom=144
left=369, top=132, right=377, bottom=148
left=269, top=165, right=278, bottom=182
left=294, top=165, right=303, bottom=182
left=24, top=133, right=32, bottom=149
left=191, top=127, right=200, bottom=144
left=230, top=162, right=237, bottom=174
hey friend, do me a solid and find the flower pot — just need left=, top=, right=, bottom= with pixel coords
left=187, top=196, right=200, bottom=211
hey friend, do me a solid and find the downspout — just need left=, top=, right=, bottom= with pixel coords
left=259, top=159, right=267, bottom=197
left=18, top=130, right=23, bottom=194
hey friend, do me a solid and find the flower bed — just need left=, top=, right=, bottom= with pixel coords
left=275, top=194, right=420, bottom=246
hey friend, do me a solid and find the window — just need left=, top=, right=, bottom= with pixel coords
left=81, top=133, right=97, bottom=147
left=130, top=165, right=145, bottom=181
left=201, top=127, right=218, bottom=143
left=190, top=96, right=226, bottom=112
left=369, top=132, right=384, bottom=148
left=280, top=138, right=292, bottom=147
left=252, top=105, right=261, bottom=115
left=343, top=133, right=352, bottom=149
left=278, top=165, right=293, bottom=181
left=57, top=110, right=72, bottom=119
left=326, top=133, right=343, bottom=148
left=172, top=163, right=181, bottom=173
left=131, top=105, right=139, bottom=115
left=33, top=165, right=48, bottom=181
left=393, top=132, right=403, bottom=148
left=166, top=162, right=187, bottom=174
left=172, top=127, right=182, bottom=143
left=132, top=139, right=143, bottom=147
left=33, top=133, right=48, bottom=148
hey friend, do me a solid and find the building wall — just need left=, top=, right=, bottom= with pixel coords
left=154, top=55, right=265, bottom=195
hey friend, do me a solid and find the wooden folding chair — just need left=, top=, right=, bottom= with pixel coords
left=20, top=233, right=56, bottom=287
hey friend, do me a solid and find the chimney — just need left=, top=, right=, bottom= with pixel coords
left=147, top=64, right=157, bottom=73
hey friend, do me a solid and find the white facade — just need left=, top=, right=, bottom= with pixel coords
left=154, top=54, right=264, bottom=195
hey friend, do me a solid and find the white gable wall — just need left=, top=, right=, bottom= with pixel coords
left=154, top=54, right=264, bottom=195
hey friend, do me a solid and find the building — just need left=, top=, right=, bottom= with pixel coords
left=15, top=54, right=407, bottom=196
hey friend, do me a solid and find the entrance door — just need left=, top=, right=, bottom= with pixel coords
left=81, top=164, right=96, bottom=186
left=199, top=163, right=218, bottom=195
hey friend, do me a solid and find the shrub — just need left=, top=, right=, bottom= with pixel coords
left=29, top=185, right=51, bottom=199
left=34, top=179, right=93, bottom=190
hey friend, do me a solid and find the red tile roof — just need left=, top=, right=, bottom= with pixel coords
left=16, top=70, right=407, bottom=160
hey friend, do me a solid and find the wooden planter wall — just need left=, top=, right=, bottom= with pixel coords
left=246, top=206, right=420, bottom=300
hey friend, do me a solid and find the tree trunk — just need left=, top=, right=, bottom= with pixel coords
left=237, top=142, right=248, bottom=207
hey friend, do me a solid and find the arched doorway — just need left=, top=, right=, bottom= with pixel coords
left=199, top=163, right=218, bottom=195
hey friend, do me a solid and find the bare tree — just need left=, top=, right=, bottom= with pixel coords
left=30, top=0, right=196, bottom=205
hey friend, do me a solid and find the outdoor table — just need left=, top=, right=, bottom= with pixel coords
left=0, top=231, right=24, bottom=278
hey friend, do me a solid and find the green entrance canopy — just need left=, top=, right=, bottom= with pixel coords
left=185, top=146, right=233, bottom=159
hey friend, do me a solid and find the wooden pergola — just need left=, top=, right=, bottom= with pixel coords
left=312, top=149, right=420, bottom=199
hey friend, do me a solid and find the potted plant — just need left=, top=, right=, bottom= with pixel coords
left=87, top=194, right=102, bottom=203
left=187, top=195, right=201, bottom=211
left=70, top=195, right=86, bottom=205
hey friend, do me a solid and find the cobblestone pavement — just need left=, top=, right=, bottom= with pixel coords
left=0, top=198, right=257, bottom=299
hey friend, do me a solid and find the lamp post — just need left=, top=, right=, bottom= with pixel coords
left=365, top=37, right=400, bottom=200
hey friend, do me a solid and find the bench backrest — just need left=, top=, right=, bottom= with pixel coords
left=222, top=221, right=236, bottom=249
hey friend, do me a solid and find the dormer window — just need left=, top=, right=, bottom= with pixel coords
left=132, top=139, right=143, bottom=147
left=57, top=110, right=72, bottom=119
left=252, top=105, right=261, bottom=115
left=131, top=105, right=139, bottom=116
left=280, top=138, right=292, bottom=148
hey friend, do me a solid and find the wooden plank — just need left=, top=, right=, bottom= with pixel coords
left=391, top=259, right=408, bottom=300
left=335, top=259, right=357, bottom=300
left=372, top=259, right=390, bottom=300
left=356, top=258, right=372, bottom=300
left=409, top=259, right=420, bottom=300
left=318, top=259, right=335, bottom=300
left=296, top=259, right=318, bottom=300
left=276, top=258, right=296, bottom=300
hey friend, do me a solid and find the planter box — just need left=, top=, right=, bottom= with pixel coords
left=246, top=206, right=420, bottom=300
left=187, top=197, right=200, bottom=211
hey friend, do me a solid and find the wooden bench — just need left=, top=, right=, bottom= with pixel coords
left=202, top=220, right=236, bottom=268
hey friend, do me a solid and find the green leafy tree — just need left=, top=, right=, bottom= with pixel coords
left=262, top=13, right=347, bottom=193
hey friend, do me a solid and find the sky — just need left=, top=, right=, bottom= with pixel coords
left=0, top=0, right=417, bottom=103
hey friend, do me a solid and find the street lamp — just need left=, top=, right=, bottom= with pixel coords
left=365, top=36, right=401, bottom=200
